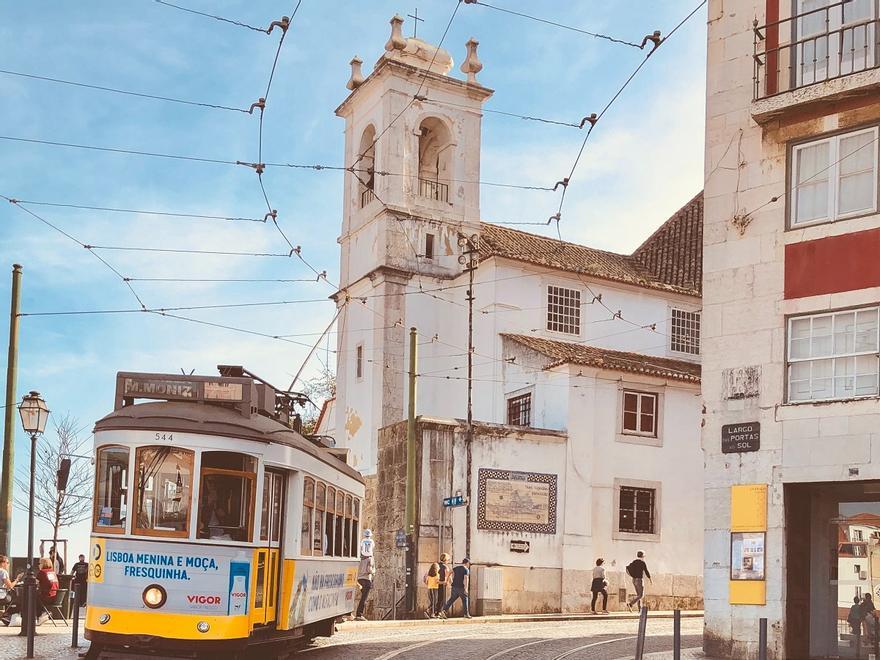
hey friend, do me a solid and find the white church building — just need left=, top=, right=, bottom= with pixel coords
left=323, top=16, right=705, bottom=614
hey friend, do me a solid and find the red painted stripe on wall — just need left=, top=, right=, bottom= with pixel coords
left=785, top=227, right=880, bottom=299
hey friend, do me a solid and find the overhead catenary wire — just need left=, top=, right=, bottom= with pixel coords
left=462, top=0, right=646, bottom=49
left=0, top=69, right=252, bottom=113
left=555, top=0, right=707, bottom=223
left=152, top=0, right=269, bottom=33
left=3, top=194, right=147, bottom=309
left=419, top=97, right=587, bottom=129
left=9, top=198, right=264, bottom=223
left=0, top=134, right=553, bottom=192
left=19, top=297, right=331, bottom=316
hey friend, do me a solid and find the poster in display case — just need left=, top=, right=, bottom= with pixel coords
left=730, top=531, right=766, bottom=581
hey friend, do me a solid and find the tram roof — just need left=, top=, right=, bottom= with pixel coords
left=94, top=401, right=364, bottom=484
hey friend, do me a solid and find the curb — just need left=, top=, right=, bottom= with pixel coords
left=339, top=610, right=704, bottom=630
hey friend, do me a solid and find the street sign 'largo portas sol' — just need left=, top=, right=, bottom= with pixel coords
left=721, top=422, right=760, bottom=454
left=443, top=495, right=465, bottom=507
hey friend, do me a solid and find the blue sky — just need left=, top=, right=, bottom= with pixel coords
left=0, top=1, right=706, bottom=557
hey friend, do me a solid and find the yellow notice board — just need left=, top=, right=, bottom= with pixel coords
left=731, top=484, right=768, bottom=532
left=729, top=484, right=768, bottom=606
left=730, top=580, right=766, bottom=606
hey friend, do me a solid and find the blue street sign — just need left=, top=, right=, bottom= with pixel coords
left=443, top=495, right=465, bottom=507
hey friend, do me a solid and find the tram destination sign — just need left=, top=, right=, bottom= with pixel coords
left=123, top=377, right=197, bottom=400
left=722, top=422, right=760, bottom=454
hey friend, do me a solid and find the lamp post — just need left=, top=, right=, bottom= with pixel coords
left=18, top=391, right=49, bottom=659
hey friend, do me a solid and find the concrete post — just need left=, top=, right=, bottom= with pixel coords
left=0, top=264, right=22, bottom=555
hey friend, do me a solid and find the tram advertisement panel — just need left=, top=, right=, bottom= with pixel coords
left=89, top=537, right=252, bottom=615
left=287, top=560, right=358, bottom=628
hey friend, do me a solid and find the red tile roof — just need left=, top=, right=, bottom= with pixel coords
left=502, top=333, right=701, bottom=383
left=480, top=192, right=703, bottom=297
left=633, top=192, right=703, bottom=295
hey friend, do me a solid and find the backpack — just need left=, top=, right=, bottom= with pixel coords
left=626, top=561, right=637, bottom=578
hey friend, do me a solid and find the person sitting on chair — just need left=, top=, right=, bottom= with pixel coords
left=0, top=555, right=23, bottom=626
left=36, top=557, right=59, bottom=624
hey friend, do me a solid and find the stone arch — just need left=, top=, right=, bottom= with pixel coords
left=417, top=116, right=453, bottom=201
left=357, top=124, right=377, bottom=206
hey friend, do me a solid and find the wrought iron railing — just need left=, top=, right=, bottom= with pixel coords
left=360, top=188, right=376, bottom=208
left=418, top=178, right=449, bottom=203
left=753, top=0, right=880, bottom=100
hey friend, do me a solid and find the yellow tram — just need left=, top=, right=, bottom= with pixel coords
left=84, top=368, right=365, bottom=658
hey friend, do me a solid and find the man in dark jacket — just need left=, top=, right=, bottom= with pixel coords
left=626, top=551, right=652, bottom=611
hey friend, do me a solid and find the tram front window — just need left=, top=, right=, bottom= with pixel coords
left=94, top=445, right=129, bottom=532
left=134, top=446, right=194, bottom=537
left=198, top=451, right=256, bottom=542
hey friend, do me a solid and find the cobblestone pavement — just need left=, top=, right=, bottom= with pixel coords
left=0, top=622, right=86, bottom=660
left=0, top=615, right=703, bottom=659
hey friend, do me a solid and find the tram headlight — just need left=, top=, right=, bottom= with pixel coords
left=142, top=584, right=167, bottom=609
left=197, top=621, right=210, bottom=633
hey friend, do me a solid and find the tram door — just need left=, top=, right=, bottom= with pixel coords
left=252, top=469, right=285, bottom=627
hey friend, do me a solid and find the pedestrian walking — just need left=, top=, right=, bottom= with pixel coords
left=590, top=558, right=608, bottom=614
left=848, top=595, right=863, bottom=636
left=439, top=557, right=471, bottom=619
left=71, top=553, right=89, bottom=605
left=423, top=562, right=440, bottom=618
left=437, top=553, right=451, bottom=609
left=354, top=539, right=375, bottom=621
left=625, top=551, right=652, bottom=611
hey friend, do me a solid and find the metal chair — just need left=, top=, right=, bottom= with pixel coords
left=38, top=589, right=69, bottom=627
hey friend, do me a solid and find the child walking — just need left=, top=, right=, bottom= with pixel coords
left=424, top=562, right=440, bottom=618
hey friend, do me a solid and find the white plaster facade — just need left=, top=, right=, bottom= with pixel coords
left=703, top=0, right=880, bottom=656
left=332, top=15, right=706, bottom=614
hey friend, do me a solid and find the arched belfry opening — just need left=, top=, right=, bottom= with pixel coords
left=417, top=117, right=452, bottom=203
left=358, top=125, right=377, bottom=207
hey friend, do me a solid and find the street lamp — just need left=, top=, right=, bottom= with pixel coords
left=18, top=391, right=49, bottom=659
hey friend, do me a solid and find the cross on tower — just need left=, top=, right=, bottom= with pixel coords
left=407, top=8, right=424, bottom=38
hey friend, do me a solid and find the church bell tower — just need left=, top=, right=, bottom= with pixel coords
left=332, top=15, right=492, bottom=474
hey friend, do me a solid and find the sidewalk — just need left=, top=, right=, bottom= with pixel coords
left=339, top=609, right=704, bottom=630
left=0, top=623, right=85, bottom=660
left=639, top=649, right=716, bottom=659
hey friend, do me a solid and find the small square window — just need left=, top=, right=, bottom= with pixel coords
left=507, top=393, right=532, bottom=427
left=622, top=391, right=658, bottom=437
left=547, top=285, right=581, bottom=335
left=355, top=344, right=364, bottom=380
left=424, top=233, right=435, bottom=260
left=618, top=486, right=656, bottom=535
left=671, top=309, right=701, bottom=355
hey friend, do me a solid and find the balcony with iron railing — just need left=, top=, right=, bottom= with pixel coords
left=752, top=0, right=880, bottom=122
left=418, top=178, right=449, bottom=203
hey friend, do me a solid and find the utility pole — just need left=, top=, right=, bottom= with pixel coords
left=0, top=264, right=22, bottom=555
left=405, top=326, right=417, bottom=614
left=458, top=235, right=479, bottom=559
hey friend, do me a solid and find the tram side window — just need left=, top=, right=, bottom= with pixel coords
left=301, top=478, right=314, bottom=556
left=134, top=446, right=194, bottom=537
left=198, top=452, right=256, bottom=542
left=260, top=470, right=284, bottom=543
left=334, top=491, right=344, bottom=556
left=351, top=499, right=360, bottom=558
left=343, top=495, right=353, bottom=556
left=94, top=446, right=129, bottom=532
left=325, top=487, right=336, bottom=557
left=314, top=483, right=325, bottom=555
